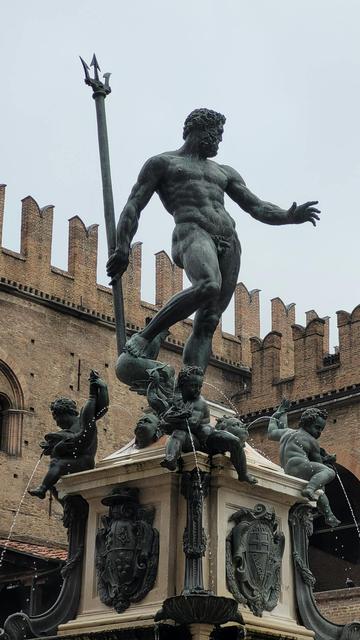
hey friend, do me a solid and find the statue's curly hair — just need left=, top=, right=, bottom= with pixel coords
left=216, top=415, right=247, bottom=429
left=183, top=108, right=226, bottom=140
left=50, top=397, right=78, bottom=416
left=177, top=365, right=204, bottom=387
left=299, top=407, right=328, bottom=430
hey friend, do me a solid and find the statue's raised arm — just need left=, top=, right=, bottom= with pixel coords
left=28, top=370, right=108, bottom=499
left=106, top=156, right=166, bottom=281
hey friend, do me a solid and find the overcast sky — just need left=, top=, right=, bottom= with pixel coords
left=1, top=0, right=359, bottom=348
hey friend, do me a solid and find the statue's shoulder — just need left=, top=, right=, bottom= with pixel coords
left=140, top=151, right=175, bottom=177
left=219, top=164, right=246, bottom=185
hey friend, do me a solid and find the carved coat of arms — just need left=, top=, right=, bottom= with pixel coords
left=95, top=486, right=159, bottom=613
left=226, top=503, right=285, bottom=616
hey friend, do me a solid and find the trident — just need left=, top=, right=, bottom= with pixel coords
left=80, top=54, right=126, bottom=355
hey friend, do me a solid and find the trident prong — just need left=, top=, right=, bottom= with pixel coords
left=79, top=53, right=111, bottom=97
left=90, top=53, right=100, bottom=81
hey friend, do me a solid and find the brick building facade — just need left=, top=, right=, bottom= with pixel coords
left=0, top=184, right=359, bottom=625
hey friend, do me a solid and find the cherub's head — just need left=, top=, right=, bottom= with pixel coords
left=50, top=397, right=78, bottom=429
left=177, top=366, right=204, bottom=401
left=215, top=416, right=249, bottom=444
left=299, top=407, right=328, bottom=439
left=134, top=412, right=160, bottom=449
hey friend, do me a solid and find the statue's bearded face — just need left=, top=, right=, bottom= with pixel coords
left=196, top=125, right=223, bottom=158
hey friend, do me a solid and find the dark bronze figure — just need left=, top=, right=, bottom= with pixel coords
left=95, top=486, right=159, bottom=613
left=28, top=371, right=108, bottom=499
left=107, top=108, right=320, bottom=372
left=159, top=366, right=256, bottom=484
left=226, top=503, right=285, bottom=616
left=268, top=400, right=340, bottom=527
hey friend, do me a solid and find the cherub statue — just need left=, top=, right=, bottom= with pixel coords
left=210, top=415, right=257, bottom=484
left=268, top=399, right=340, bottom=527
left=160, top=366, right=257, bottom=484
left=28, top=370, right=109, bottom=499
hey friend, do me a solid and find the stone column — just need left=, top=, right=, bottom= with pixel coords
left=181, top=468, right=210, bottom=595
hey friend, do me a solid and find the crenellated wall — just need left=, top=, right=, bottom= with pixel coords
left=2, top=184, right=360, bottom=415
left=0, top=186, right=245, bottom=370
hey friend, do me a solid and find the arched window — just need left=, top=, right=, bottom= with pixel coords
left=0, top=362, right=24, bottom=457
left=309, top=464, right=360, bottom=591
left=0, top=395, right=11, bottom=451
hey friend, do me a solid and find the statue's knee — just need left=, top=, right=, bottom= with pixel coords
left=327, top=467, right=336, bottom=481
left=199, top=309, right=221, bottom=336
left=197, top=279, right=221, bottom=301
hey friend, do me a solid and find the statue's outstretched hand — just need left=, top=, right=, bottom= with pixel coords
left=287, top=201, right=320, bottom=226
left=106, top=247, right=129, bottom=282
left=277, top=398, right=291, bottom=415
left=89, top=369, right=107, bottom=395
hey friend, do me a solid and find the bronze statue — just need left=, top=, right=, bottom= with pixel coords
left=268, top=399, right=340, bottom=527
left=29, top=370, right=109, bottom=499
left=160, top=366, right=257, bottom=484
left=107, top=108, right=320, bottom=371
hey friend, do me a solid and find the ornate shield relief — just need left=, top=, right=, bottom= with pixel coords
left=226, top=503, right=285, bottom=616
left=95, top=485, right=159, bottom=613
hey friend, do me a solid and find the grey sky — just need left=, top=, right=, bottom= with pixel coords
left=1, top=0, right=359, bottom=348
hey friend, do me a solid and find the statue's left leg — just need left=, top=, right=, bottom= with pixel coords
left=317, top=492, right=341, bottom=528
left=301, top=463, right=336, bottom=498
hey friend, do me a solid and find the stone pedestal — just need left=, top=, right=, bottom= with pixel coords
left=56, top=438, right=314, bottom=640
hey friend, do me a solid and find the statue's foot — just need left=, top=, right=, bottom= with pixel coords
left=125, top=333, right=150, bottom=358
left=160, top=457, right=177, bottom=471
left=325, top=513, right=341, bottom=528
left=301, top=487, right=317, bottom=501
left=28, top=485, right=47, bottom=499
left=244, top=473, right=258, bottom=485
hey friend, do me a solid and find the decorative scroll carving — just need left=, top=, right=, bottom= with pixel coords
left=1, top=495, right=88, bottom=640
left=289, top=503, right=360, bottom=640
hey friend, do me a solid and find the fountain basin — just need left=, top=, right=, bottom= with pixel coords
left=154, top=594, right=244, bottom=626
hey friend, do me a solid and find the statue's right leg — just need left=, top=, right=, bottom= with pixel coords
left=301, top=463, right=336, bottom=499
left=161, top=430, right=188, bottom=471
left=28, top=460, right=63, bottom=499
left=125, top=226, right=221, bottom=358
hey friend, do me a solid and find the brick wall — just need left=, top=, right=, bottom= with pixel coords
left=314, top=588, right=360, bottom=624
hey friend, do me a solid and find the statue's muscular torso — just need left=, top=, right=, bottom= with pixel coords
left=155, top=151, right=238, bottom=239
